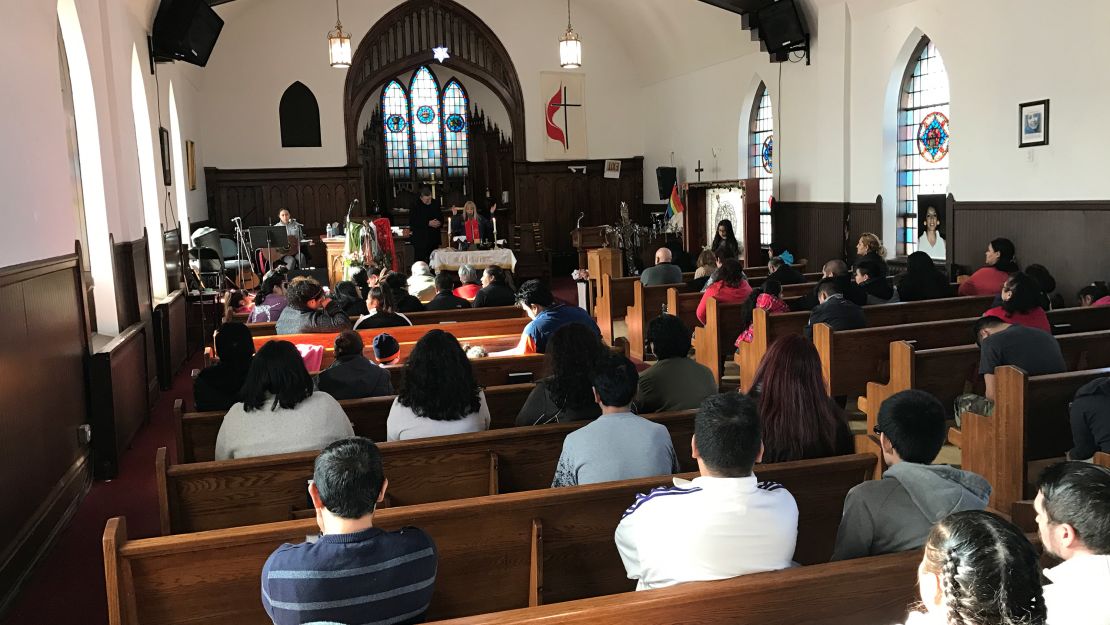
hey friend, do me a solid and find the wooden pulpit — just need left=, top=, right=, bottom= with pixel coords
left=571, top=226, right=609, bottom=269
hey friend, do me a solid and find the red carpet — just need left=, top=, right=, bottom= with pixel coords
left=2, top=352, right=203, bottom=625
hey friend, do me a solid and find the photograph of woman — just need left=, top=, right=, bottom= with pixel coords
left=917, top=204, right=947, bottom=260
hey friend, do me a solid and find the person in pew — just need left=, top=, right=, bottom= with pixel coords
left=452, top=264, right=482, bottom=300
left=317, top=331, right=394, bottom=401
left=1034, top=462, right=1110, bottom=625
left=275, top=277, right=352, bottom=335
left=194, top=322, right=256, bottom=412
left=803, top=278, right=866, bottom=340
left=215, top=340, right=355, bottom=460
left=897, top=251, right=951, bottom=303
left=1025, top=264, right=1063, bottom=310
left=831, top=390, right=990, bottom=562
left=472, top=264, right=516, bottom=308
left=698, top=244, right=741, bottom=293
left=768, top=241, right=796, bottom=266
left=261, top=437, right=437, bottom=625
left=894, top=510, right=1046, bottom=625
left=354, top=286, right=413, bottom=330
left=795, top=259, right=867, bottom=311
left=384, top=272, right=426, bottom=313
left=855, top=259, right=899, bottom=305
left=696, top=258, right=753, bottom=326
left=635, top=315, right=718, bottom=413
left=736, top=279, right=790, bottom=345
left=222, top=290, right=253, bottom=322
left=351, top=265, right=377, bottom=301
left=373, top=333, right=401, bottom=366
left=746, top=335, right=853, bottom=463
left=767, top=255, right=805, bottom=285
left=387, top=330, right=489, bottom=441
left=854, top=232, right=888, bottom=277
left=982, top=272, right=1051, bottom=333
left=639, top=247, right=684, bottom=286
left=693, top=248, right=717, bottom=280
left=974, top=315, right=1065, bottom=402
left=1069, top=377, right=1110, bottom=461
left=248, top=269, right=289, bottom=323
left=333, top=280, right=369, bottom=317
left=516, top=323, right=606, bottom=426
left=424, top=272, right=471, bottom=311
left=615, top=392, right=798, bottom=590
left=1078, top=284, right=1110, bottom=308
left=407, top=262, right=436, bottom=302
left=710, top=219, right=742, bottom=262
left=552, top=353, right=678, bottom=487
left=491, top=280, right=600, bottom=356
left=958, top=237, right=1020, bottom=297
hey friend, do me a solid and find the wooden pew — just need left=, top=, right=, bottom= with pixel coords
left=254, top=317, right=530, bottom=353
left=626, top=281, right=688, bottom=361
left=158, top=411, right=699, bottom=534
left=693, top=297, right=747, bottom=385
left=960, top=366, right=1110, bottom=513
left=595, top=273, right=693, bottom=345
left=1095, top=452, right=1110, bottom=468
left=665, top=287, right=700, bottom=331
left=105, top=453, right=875, bottom=625
left=244, top=305, right=527, bottom=337
left=426, top=550, right=921, bottom=625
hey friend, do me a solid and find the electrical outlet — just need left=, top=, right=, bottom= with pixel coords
left=77, top=424, right=92, bottom=445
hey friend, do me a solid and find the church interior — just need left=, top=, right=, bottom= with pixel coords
left=2, top=0, right=1110, bottom=623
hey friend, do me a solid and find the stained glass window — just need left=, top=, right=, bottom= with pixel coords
left=382, top=80, right=410, bottom=179
left=442, top=79, right=469, bottom=177
left=897, top=39, right=950, bottom=255
left=749, top=85, right=774, bottom=246
left=409, top=67, right=442, bottom=179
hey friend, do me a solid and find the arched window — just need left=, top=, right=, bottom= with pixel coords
left=749, top=84, right=774, bottom=247
left=130, top=45, right=169, bottom=299
left=279, top=81, right=322, bottom=147
left=379, top=66, right=469, bottom=181
left=169, top=83, right=191, bottom=244
left=896, top=38, right=950, bottom=256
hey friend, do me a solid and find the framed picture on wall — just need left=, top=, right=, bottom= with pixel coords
left=158, top=126, right=172, bottom=186
left=1019, top=99, right=1049, bottom=147
left=916, top=193, right=948, bottom=260
left=186, top=140, right=197, bottom=190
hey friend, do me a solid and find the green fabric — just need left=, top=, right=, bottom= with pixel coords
left=635, top=357, right=719, bottom=414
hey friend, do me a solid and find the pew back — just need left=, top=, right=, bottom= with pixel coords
left=245, top=305, right=527, bottom=337
left=665, top=288, right=700, bottom=331
left=626, top=280, right=688, bottom=361
left=253, top=317, right=530, bottom=353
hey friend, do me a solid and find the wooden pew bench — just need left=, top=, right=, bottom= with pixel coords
left=254, top=317, right=531, bottom=354
left=596, top=273, right=693, bottom=345
left=106, top=453, right=875, bottom=625
left=158, top=410, right=699, bottom=534
left=626, top=281, right=688, bottom=361
left=244, top=305, right=527, bottom=337
left=665, top=287, right=701, bottom=331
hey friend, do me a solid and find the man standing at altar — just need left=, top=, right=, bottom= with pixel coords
left=409, top=186, right=442, bottom=264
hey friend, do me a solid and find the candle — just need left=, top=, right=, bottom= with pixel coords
left=492, top=217, right=498, bottom=248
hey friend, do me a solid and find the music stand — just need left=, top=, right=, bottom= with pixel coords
left=249, top=225, right=289, bottom=250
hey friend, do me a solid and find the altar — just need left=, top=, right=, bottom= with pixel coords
left=429, top=248, right=518, bottom=272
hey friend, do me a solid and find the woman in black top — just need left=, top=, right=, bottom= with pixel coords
left=472, top=265, right=517, bottom=308
left=193, top=322, right=255, bottom=411
left=855, top=232, right=888, bottom=277
left=709, top=219, right=741, bottom=261
left=897, top=251, right=951, bottom=302
left=515, top=323, right=605, bottom=426
left=383, top=272, right=425, bottom=313
left=354, top=286, right=413, bottom=329
left=333, top=280, right=369, bottom=316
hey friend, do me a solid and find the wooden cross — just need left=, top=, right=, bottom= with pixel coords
left=695, top=160, right=705, bottom=182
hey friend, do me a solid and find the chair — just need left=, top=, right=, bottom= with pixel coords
left=511, top=223, right=551, bottom=282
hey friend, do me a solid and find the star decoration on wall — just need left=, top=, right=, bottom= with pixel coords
left=432, top=46, right=450, bottom=63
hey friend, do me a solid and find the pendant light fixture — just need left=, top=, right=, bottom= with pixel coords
left=327, top=0, right=352, bottom=68
left=559, top=0, right=582, bottom=69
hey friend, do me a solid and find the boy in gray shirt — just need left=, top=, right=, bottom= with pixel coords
left=552, top=353, right=679, bottom=487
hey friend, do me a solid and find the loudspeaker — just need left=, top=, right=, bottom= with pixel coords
left=289, top=268, right=331, bottom=289
left=756, top=0, right=807, bottom=54
left=152, top=0, right=224, bottom=67
left=656, top=167, right=677, bottom=201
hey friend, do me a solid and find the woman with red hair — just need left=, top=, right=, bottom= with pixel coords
left=747, top=334, right=854, bottom=463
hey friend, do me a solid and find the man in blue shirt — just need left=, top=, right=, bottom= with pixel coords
left=261, top=437, right=437, bottom=625
left=491, top=279, right=600, bottom=355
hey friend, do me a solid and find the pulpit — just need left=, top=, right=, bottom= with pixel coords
left=321, top=237, right=346, bottom=288
left=683, top=179, right=761, bottom=267
left=571, top=226, right=609, bottom=270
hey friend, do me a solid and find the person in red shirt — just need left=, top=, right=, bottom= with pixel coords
left=958, top=238, right=1019, bottom=297
left=982, top=272, right=1051, bottom=333
left=452, top=264, right=481, bottom=300
left=696, top=258, right=752, bottom=325
left=1078, top=284, right=1110, bottom=308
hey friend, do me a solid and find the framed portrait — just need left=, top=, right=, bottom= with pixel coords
left=158, top=126, right=172, bottom=186
left=916, top=193, right=948, bottom=261
left=185, top=140, right=197, bottom=190
left=1019, top=99, right=1049, bottom=148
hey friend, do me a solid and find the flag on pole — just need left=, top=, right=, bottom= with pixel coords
left=665, top=182, right=685, bottom=225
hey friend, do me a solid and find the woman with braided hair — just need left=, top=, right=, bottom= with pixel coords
left=897, top=510, right=1046, bottom=625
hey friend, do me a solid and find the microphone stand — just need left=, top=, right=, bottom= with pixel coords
left=232, top=217, right=250, bottom=290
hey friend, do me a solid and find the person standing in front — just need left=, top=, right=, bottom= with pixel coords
left=408, top=186, right=442, bottom=264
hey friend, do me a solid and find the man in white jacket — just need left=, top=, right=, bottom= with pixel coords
left=1035, top=461, right=1110, bottom=625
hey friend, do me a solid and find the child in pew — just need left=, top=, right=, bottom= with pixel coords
left=831, top=390, right=990, bottom=562
left=735, top=278, right=790, bottom=345
left=982, top=272, right=1051, bottom=333
left=261, top=437, right=437, bottom=625
left=515, top=323, right=605, bottom=426
left=194, top=322, right=256, bottom=412
left=614, top=392, right=798, bottom=590
left=894, top=510, right=1046, bottom=625
left=275, top=277, right=352, bottom=335
left=1068, top=377, right=1110, bottom=461
left=696, top=258, right=753, bottom=326
left=316, top=330, right=394, bottom=401
left=1033, top=462, right=1110, bottom=625
left=551, top=353, right=678, bottom=488
left=215, top=340, right=354, bottom=460
left=1078, top=284, right=1110, bottom=308
left=803, top=277, right=866, bottom=339
left=636, top=314, right=717, bottom=413
left=249, top=268, right=289, bottom=323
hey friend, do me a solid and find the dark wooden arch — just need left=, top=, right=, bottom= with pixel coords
left=343, top=0, right=525, bottom=165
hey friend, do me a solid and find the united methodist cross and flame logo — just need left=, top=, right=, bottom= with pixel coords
left=545, top=83, right=581, bottom=152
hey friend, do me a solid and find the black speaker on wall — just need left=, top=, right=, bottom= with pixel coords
left=756, top=0, right=808, bottom=55
left=656, top=167, right=677, bottom=200
left=152, top=0, right=224, bottom=67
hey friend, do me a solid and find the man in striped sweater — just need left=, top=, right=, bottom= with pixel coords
left=261, top=437, right=437, bottom=625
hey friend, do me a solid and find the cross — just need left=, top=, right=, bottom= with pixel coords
left=695, top=160, right=705, bottom=182
left=550, top=85, right=582, bottom=149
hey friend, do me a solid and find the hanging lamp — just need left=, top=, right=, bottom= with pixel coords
left=327, top=0, right=352, bottom=68
left=559, top=0, right=582, bottom=69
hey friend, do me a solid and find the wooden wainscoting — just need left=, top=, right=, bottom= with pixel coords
left=772, top=196, right=882, bottom=266
left=153, top=290, right=188, bottom=391
left=0, top=253, right=92, bottom=616
left=89, top=322, right=154, bottom=479
left=205, top=166, right=362, bottom=234
left=114, top=232, right=158, bottom=404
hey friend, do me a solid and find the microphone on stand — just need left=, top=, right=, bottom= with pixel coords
left=347, top=199, right=359, bottom=224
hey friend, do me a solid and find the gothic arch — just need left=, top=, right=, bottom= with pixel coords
left=343, top=0, right=525, bottom=164
left=280, top=81, right=322, bottom=148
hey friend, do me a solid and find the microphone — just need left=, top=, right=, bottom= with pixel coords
left=231, top=216, right=242, bottom=223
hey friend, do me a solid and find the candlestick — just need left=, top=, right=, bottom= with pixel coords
left=492, top=217, right=498, bottom=249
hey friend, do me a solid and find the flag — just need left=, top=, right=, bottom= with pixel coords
left=665, top=182, right=685, bottom=222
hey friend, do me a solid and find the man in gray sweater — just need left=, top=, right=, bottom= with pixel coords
left=639, top=247, right=684, bottom=286
left=830, top=389, right=991, bottom=561
left=552, top=353, right=679, bottom=487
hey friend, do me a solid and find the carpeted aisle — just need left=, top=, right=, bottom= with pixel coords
left=2, top=352, right=203, bottom=625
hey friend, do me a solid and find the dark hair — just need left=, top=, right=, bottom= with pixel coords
left=762, top=278, right=781, bottom=298
left=334, top=330, right=364, bottom=358
left=313, top=437, right=385, bottom=519
left=334, top=280, right=362, bottom=305
left=817, top=277, right=843, bottom=299
left=214, top=322, right=255, bottom=365
left=590, top=353, right=639, bottom=408
left=713, top=244, right=737, bottom=263
left=484, top=264, right=507, bottom=284
left=973, top=315, right=1007, bottom=346
left=1037, top=461, right=1110, bottom=554
left=648, top=314, right=692, bottom=360
left=368, top=285, right=397, bottom=314
left=769, top=242, right=787, bottom=257
left=989, top=237, right=1020, bottom=272
left=876, top=389, right=946, bottom=463
left=1078, top=284, right=1109, bottom=304
left=351, top=268, right=371, bottom=299
left=397, top=329, right=481, bottom=420
left=419, top=185, right=433, bottom=198
left=1001, top=272, right=1042, bottom=315
left=286, top=278, right=325, bottom=310
left=434, top=272, right=455, bottom=293
left=544, top=323, right=607, bottom=411
left=855, top=260, right=883, bottom=281
left=716, top=258, right=744, bottom=288
left=1024, top=264, right=1056, bottom=295
left=748, top=335, right=845, bottom=463
left=240, top=340, right=314, bottom=412
left=823, top=259, right=849, bottom=276
left=223, top=291, right=248, bottom=321
left=738, top=288, right=764, bottom=337
left=921, top=510, right=1046, bottom=625
left=695, top=393, right=761, bottom=477
left=383, top=272, right=408, bottom=296
left=257, top=271, right=287, bottom=302
left=517, top=280, right=554, bottom=308
left=768, top=256, right=785, bottom=270
left=711, top=220, right=738, bottom=255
